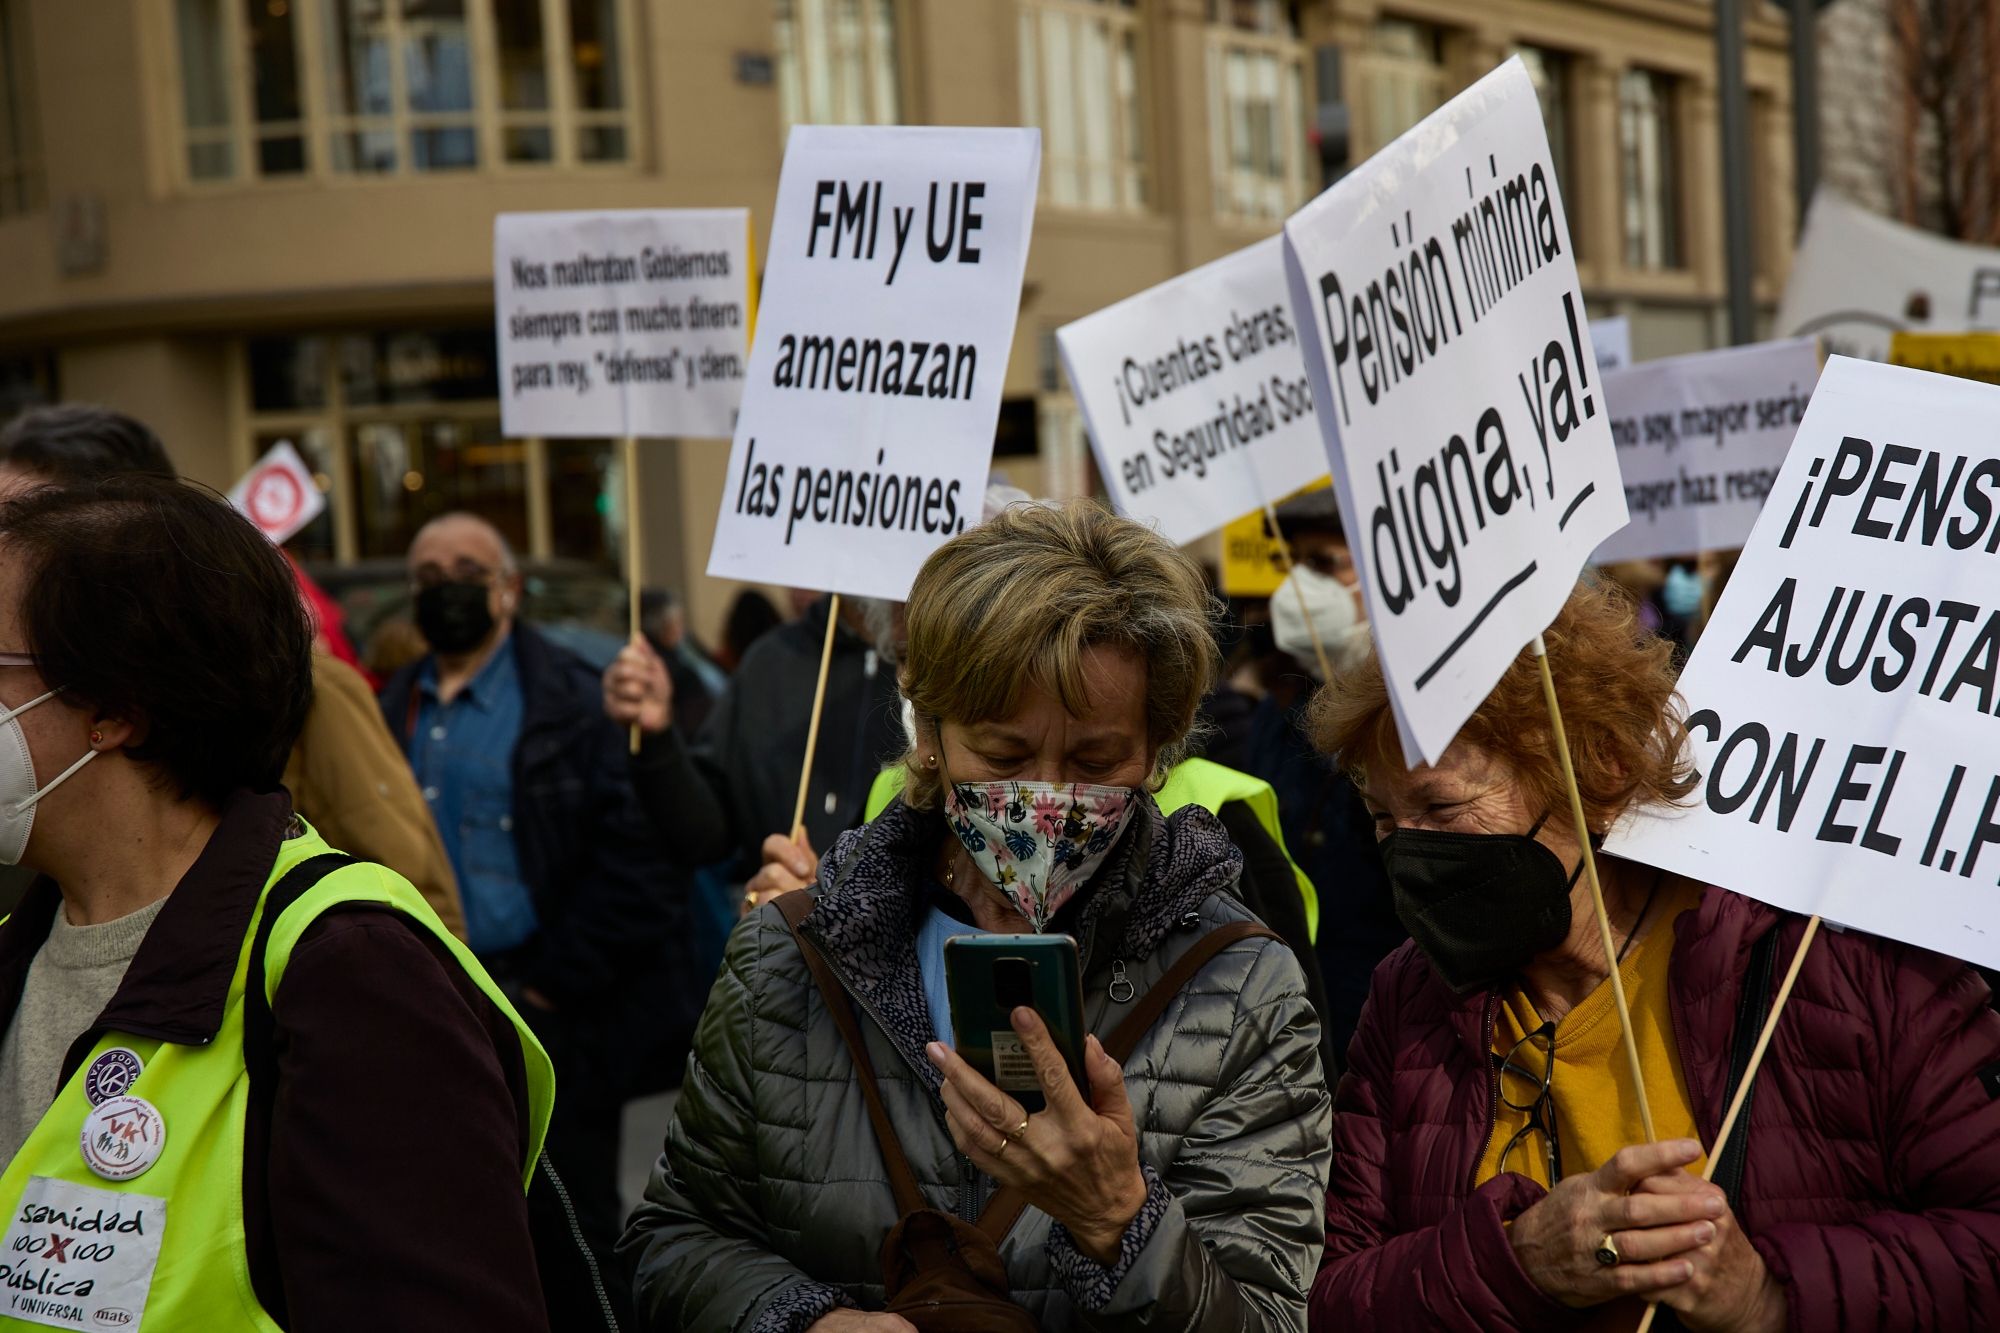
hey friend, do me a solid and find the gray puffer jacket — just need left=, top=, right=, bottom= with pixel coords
left=620, top=795, right=1332, bottom=1332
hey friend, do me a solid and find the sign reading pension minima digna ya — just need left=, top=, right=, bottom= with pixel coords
left=1282, top=57, right=1627, bottom=766
left=1055, top=236, right=1329, bottom=547
left=494, top=209, right=754, bottom=439
left=1593, top=338, right=1821, bottom=564
left=1607, top=357, right=2000, bottom=971
left=706, top=126, right=1040, bottom=601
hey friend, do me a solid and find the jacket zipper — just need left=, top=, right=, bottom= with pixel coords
left=538, top=1152, right=620, bottom=1332
left=1469, top=992, right=1501, bottom=1193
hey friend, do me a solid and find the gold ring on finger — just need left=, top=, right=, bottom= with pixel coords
left=1007, top=1116, right=1030, bottom=1141
left=1593, top=1233, right=1622, bottom=1267
left=992, top=1134, right=1009, bottom=1157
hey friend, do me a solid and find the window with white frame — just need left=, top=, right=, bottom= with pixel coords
left=774, top=0, right=900, bottom=130
left=172, top=0, right=635, bottom=184
left=1019, top=0, right=1147, bottom=213
left=1207, top=1, right=1309, bottom=224
left=1619, top=68, right=1682, bottom=269
left=1358, top=18, right=1446, bottom=154
left=0, top=0, right=43, bottom=216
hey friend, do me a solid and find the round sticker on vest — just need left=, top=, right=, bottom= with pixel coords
left=83, top=1046, right=144, bottom=1105
left=79, top=1094, right=167, bottom=1181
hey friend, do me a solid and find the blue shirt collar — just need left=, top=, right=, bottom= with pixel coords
left=418, top=631, right=517, bottom=713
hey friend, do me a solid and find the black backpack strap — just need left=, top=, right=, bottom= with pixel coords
left=1713, top=924, right=1780, bottom=1209
left=237, top=851, right=354, bottom=1327
left=241, top=852, right=357, bottom=1095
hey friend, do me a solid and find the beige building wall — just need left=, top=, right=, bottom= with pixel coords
left=0, top=0, right=1795, bottom=647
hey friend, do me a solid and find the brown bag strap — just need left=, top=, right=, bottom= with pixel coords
left=775, top=891, right=928, bottom=1218
left=974, top=918, right=1284, bottom=1244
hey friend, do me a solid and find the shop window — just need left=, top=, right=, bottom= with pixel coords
left=241, top=327, right=617, bottom=573
left=1207, top=2, right=1309, bottom=224
left=774, top=0, right=900, bottom=130
left=1619, top=68, right=1682, bottom=270
left=0, top=0, right=42, bottom=214
left=173, top=0, right=634, bottom=184
left=1019, top=0, right=1147, bottom=213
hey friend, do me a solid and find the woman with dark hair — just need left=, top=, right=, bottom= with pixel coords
left=1306, top=580, right=2000, bottom=1331
left=0, top=476, right=554, bottom=1331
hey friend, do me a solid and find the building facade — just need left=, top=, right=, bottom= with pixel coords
left=0, top=0, right=1796, bottom=646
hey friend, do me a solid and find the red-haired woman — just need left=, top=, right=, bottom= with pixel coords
left=1307, top=581, right=2000, bottom=1332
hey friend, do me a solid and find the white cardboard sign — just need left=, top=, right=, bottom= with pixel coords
left=1607, top=356, right=2000, bottom=971
left=494, top=208, right=752, bottom=440
left=1778, top=188, right=2000, bottom=362
left=706, top=127, right=1040, bottom=601
left=227, top=440, right=325, bottom=545
left=1589, top=316, right=1632, bottom=371
left=1056, top=236, right=1327, bottom=546
left=1593, top=338, right=1821, bottom=563
left=1282, top=57, right=1627, bottom=766
left=0, top=1177, right=165, bottom=1331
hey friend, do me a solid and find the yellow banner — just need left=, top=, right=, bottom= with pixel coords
left=1217, top=477, right=1332, bottom=597
left=1888, top=332, right=2000, bottom=385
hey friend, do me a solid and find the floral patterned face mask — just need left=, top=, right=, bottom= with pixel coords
left=942, top=777, right=1137, bottom=930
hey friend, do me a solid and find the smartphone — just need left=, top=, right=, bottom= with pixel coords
left=943, top=933, right=1088, bottom=1113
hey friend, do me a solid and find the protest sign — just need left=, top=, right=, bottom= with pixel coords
left=1589, top=315, right=1632, bottom=371
left=1593, top=337, right=1820, bottom=563
left=494, top=208, right=753, bottom=439
left=1778, top=189, right=2000, bottom=362
left=706, top=126, right=1040, bottom=601
left=1606, top=356, right=2000, bottom=972
left=1889, top=331, right=2000, bottom=386
left=228, top=440, right=325, bottom=545
left=1056, top=236, right=1327, bottom=546
left=1282, top=56, right=1627, bottom=767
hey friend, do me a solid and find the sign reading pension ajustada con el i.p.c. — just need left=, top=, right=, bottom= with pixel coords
left=1055, top=236, right=1329, bottom=548
left=706, top=126, right=1040, bottom=602
left=493, top=208, right=754, bottom=440
left=1607, top=356, right=2000, bottom=971
left=1283, top=56, right=1627, bottom=767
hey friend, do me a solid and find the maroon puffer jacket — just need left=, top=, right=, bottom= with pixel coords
left=1310, top=885, right=2000, bottom=1331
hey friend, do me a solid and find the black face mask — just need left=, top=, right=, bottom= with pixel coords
left=1380, top=812, right=1582, bottom=996
left=414, top=580, right=497, bottom=655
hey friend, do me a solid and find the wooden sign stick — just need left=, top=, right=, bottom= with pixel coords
left=790, top=593, right=843, bottom=840
left=1631, top=915, right=1821, bottom=1333
left=1533, top=633, right=1657, bottom=1143
left=625, top=435, right=644, bottom=755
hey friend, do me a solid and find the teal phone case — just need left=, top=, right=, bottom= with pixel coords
left=942, top=933, right=1088, bottom=1113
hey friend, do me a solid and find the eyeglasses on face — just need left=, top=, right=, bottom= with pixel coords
left=1495, top=1019, right=1562, bottom=1182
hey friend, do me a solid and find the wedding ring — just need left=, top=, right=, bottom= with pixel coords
left=992, top=1135, right=1009, bottom=1156
left=1593, top=1233, right=1622, bottom=1267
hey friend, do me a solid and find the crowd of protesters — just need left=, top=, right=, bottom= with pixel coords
left=0, top=402, right=1990, bottom=1332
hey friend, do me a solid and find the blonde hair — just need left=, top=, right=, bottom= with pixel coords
left=898, top=498, right=1218, bottom=809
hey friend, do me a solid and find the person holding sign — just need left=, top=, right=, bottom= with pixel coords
left=622, top=500, right=1330, bottom=1331
left=1306, top=581, right=2000, bottom=1330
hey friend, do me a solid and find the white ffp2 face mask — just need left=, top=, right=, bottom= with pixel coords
left=0, top=688, right=98, bottom=865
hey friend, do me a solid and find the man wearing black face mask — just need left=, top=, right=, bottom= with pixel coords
left=381, top=512, right=679, bottom=1327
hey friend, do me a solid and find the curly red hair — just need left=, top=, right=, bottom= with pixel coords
left=1310, top=578, right=1697, bottom=833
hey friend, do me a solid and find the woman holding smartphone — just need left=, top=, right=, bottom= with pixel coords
left=622, top=499, right=1332, bottom=1332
